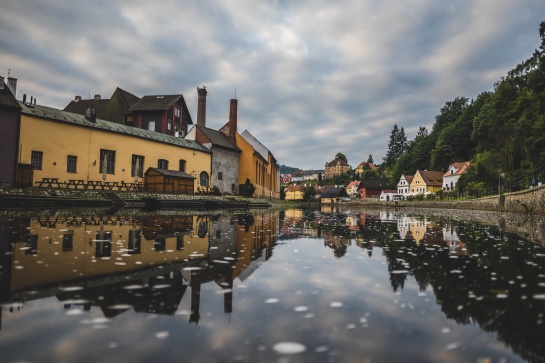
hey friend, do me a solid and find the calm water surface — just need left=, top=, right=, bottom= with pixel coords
left=1, top=207, right=545, bottom=363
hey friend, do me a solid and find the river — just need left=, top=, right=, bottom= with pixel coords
left=0, top=206, right=544, bottom=363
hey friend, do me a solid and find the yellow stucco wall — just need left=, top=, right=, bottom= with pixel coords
left=10, top=216, right=210, bottom=292
left=409, top=171, right=442, bottom=194
left=236, top=133, right=279, bottom=198
left=19, top=114, right=211, bottom=193
left=409, top=171, right=426, bottom=193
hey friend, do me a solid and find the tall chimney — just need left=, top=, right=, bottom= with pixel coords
left=196, top=86, right=207, bottom=127
left=228, top=98, right=238, bottom=142
left=7, top=77, right=17, bottom=97
left=0, top=76, right=4, bottom=89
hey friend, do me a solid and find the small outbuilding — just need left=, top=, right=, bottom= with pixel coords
left=144, top=168, right=195, bottom=194
left=320, top=187, right=349, bottom=203
left=380, top=190, right=400, bottom=201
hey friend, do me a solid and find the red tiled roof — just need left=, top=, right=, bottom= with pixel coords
left=356, top=161, right=377, bottom=170
left=443, top=161, right=471, bottom=177
left=326, top=158, right=349, bottom=166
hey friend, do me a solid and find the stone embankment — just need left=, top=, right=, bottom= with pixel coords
left=381, top=184, right=545, bottom=215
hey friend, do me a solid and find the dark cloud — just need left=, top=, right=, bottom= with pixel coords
left=1, top=0, right=544, bottom=169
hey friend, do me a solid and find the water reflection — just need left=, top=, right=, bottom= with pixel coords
left=0, top=210, right=277, bottom=327
left=0, top=207, right=544, bottom=362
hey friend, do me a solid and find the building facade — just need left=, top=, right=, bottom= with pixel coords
left=17, top=101, right=211, bottom=193
left=324, top=158, right=350, bottom=179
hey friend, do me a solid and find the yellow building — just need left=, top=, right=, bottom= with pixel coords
left=409, top=170, right=443, bottom=194
left=236, top=130, right=280, bottom=199
left=9, top=214, right=210, bottom=292
left=324, top=158, right=350, bottom=179
left=17, top=102, right=212, bottom=193
left=285, top=184, right=305, bottom=201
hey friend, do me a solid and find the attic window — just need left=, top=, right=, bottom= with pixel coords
left=156, top=96, right=164, bottom=99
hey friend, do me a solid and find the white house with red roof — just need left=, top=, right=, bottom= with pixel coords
left=443, top=161, right=471, bottom=191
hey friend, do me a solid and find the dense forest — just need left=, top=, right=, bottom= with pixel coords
left=382, top=20, right=545, bottom=192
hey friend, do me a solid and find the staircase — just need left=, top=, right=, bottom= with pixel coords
left=101, top=191, right=127, bottom=208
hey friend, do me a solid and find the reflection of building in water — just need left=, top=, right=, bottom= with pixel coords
left=0, top=211, right=279, bottom=326
left=443, top=225, right=468, bottom=256
left=323, top=230, right=350, bottom=258
left=345, top=216, right=359, bottom=231
left=379, top=211, right=400, bottom=223
left=354, top=238, right=377, bottom=257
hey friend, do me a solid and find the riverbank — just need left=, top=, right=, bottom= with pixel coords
left=298, top=183, right=545, bottom=215
left=0, top=187, right=298, bottom=210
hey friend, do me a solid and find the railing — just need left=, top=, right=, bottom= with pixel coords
left=405, top=165, right=545, bottom=202
left=35, top=178, right=143, bottom=192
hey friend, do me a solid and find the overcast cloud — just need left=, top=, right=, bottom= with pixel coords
left=1, top=0, right=544, bottom=170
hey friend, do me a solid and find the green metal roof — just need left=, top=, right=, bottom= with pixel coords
left=19, top=101, right=210, bottom=153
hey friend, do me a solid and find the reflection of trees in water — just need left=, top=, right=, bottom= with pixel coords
left=237, top=213, right=255, bottom=232
left=381, top=220, right=545, bottom=362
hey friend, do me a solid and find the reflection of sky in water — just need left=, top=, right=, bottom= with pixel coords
left=0, top=209, right=539, bottom=362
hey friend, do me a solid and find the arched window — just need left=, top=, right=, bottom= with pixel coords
left=200, top=171, right=209, bottom=187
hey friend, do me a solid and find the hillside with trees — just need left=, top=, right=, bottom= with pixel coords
left=384, top=20, right=545, bottom=193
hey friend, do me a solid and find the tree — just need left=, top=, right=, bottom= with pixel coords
left=335, top=152, right=348, bottom=163
left=384, top=124, right=407, bottom=166
left=238, top=178, right=256, bottom=197
left=303, top=185, right=316, bottom=201
left=318, top=172, right=323, bottom=186
left=367, top=154, right=374, bottom=164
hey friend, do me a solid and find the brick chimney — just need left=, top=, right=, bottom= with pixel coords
left=228, top=98, right=238, bottom=142
left=197, top=86, right=207, bottom=127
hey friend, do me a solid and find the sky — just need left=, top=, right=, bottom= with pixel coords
left=1, top=1, right=544, bottom=171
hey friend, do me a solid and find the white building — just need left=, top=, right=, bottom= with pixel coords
left=397, top=175, right=413, bottom=197
left=443, top=162, right=470, bottom=191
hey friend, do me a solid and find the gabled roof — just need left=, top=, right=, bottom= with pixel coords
left=129, top=94, right=182, bottom=111
left=321, top=187, right=349, bottom=198
left=358, top=177, right=389, bottom=190
left=0, top=82, right=21, bottom=110
left=64, top=98, right=109, bottom=115
left=444, top=161, right=471, bottom=177
left=145, top=168, right=195, bottom=179
left=64, top=87, right=141, bottom=124
left=195, top=125, right=240, bottom=152
left=19, top=102, right=210, bottom=153
left=404, top=175, right=414, bottom=183
left=241, top=130, right=270, bottom=162
left=417, top=170, right=443, bottom=186
left=100, top=87, right=140, bottom=123
left=285, top=184, right=304, bottom=192
left=356, top=161, right=376, bottom=170
left=346, top=181, right=360, bottom=189
left=326, top=158, right=349, bottom=166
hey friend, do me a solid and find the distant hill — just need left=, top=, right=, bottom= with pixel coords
left=279, top=164, right=301, bottom=174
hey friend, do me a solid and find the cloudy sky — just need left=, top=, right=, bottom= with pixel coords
left=1, top=1, right=544, bottom=170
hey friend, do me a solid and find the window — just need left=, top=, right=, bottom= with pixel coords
left=167, top=120, right=172, bottom=131
left=217, top=172, right=223, bottom=181
left=158, top=159, right=169, bottom=169
left=62, top=232, right=74, bottom=251
left=179, top=159, right=186, bottom=172
left=128, top=229, right=141, bottom=254
left=200, top=171, right=209, bottom=187
left=95, top=231, right=112, bottom=258
left=175, top=108, right=180, bottom=117
left=148, top=120, right=156, bottom=131
left=31, top=151, right=43, bottom=170
left=154, top=237, right=166, bottom=251
left=26, top=235, right=38, bottom=255
left=99, top=149, right=116, bottom=174
left=176, top=236, right=184, bottom=250
left=131, top=155, right=144, bottom=177
left=67, top=155, right=77, bottom=173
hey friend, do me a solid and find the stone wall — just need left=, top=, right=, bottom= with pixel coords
left=366, top=184, right=545, bottom=215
